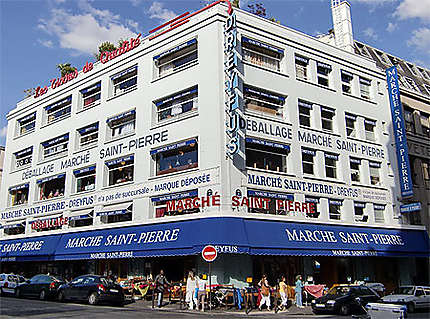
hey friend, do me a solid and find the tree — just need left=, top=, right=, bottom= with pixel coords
left=56, top=63, right=76, bottom=77
left=23, top=88, right=35, bottom=98
left=94, top=41, right=117, bottom=61
left=247, top=2, right=266, bottom=18
left=232, top=0, right=240, bottom=8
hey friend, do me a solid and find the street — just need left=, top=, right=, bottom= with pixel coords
left=1, top=297, right=429, bottom=319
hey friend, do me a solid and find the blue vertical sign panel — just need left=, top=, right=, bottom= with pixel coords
left=386, top=66, right=413, bottom=198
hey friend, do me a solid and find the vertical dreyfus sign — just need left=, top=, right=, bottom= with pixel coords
left=386, top=66, right=414, bottom=198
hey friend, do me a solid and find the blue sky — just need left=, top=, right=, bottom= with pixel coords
left=1, top=0, right=429, bottom=146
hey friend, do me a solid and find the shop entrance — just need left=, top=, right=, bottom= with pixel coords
left=252, top=256, right=302, bottom=286
left=96, top=259, right=128, bottom=280
left=152, top=256, right=196, bottom=283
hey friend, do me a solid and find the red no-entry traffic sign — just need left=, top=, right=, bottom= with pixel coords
left=201, top=245, right=217, bottom=262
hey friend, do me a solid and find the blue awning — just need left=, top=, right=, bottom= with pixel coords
left=97, top=210, right=129, bottom=217
left=295, top=55, right=309, bottom=64
left=345, top=113, right=357, bottom=120
left=325, top=153, right=338, bottom=160
left=80, top=82, right=101, bottom=94
left=244, top=87, right=285, bottom=103
left=374, top=204, right=385, bottom=210
left=155, top=87, right=198, bottom=107
left=105, top=155, right=134, bottom=167
left=350, top=158, right=361, bottom=164
left=36, top=173, right=65, bottom=184
left=302, top=148, right=316, bottom=156
left=45, top=96, right=72, bottom=111
left=365, top=119, right=376, bottom=125
left=354, top=202, right=366, bottom=208
left=9, top=183, right=29, bottom=191
left=317, top=61, right=332, bottom=70
left=78, top=123, right=99, bottom=134
left=41, top=133, right=69, bottom=147
left=151, top=190, right=198, bottom=202
left=321, top=106, right=335, bottom=113
left=242, top=36, right=284, bottom=55
left=18, top=112, right=36, bottom=123
left=2, top=223, right=25, bottom=229
left=150, top=138, right=197, bottom=155
left=305, top=197, right=320, bottom=203
left=73, top=165, right=96, bottom=176
left=247, top=190, right=294, bottom=201
left=369, top=161, right=381, bottom=168
left=245, top=137, right=290, bottom=151
left=69, top=214, right=92, bottom=221
left=106, top=110, right=135, bottom=123
left=341, top=70, right=354, bottom=78
left=153, top=39, right=197, bottom=61
left=298, top=100, right=313, bottom=109
left=329, top=199, right=343, bottom=206
left=360, top=77, right=372, bottom=85
left=111, top=66, right=138, bottom=80
left=14, top=146, right=33, bottom=157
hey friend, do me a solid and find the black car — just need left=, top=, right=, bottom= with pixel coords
left=311, top=285, right=380, bottom=316
left=15, top=274, right=65, bottom=300
left=57, top=275, right=124, bottom=306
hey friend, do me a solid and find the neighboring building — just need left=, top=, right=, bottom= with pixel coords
left=0, top=146, right=5, bottom=185
left=0, top=1, right=428, bottom=289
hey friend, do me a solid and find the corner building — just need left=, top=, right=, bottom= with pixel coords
left=1, top=2, right=429, bottom=289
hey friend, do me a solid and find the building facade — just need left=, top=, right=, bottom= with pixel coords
left=0, top=1, right=428, bottom=289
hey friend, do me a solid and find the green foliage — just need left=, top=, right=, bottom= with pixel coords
left=232, top=0, right=240, bottom=8
left=56, top=63, right=76, bottom=77
left=94, top=41, right=117, bottom=60
left=23, top=88, right=34, bottom=98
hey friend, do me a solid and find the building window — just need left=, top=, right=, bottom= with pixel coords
left=107, top=110, right=135, bottom=139
left=418, top=67, right=430, bottom=80
left=245, top=138, right=289, bottom=173
left=17, top=112, right=36, bottom=136
left=73, top=165, right=96, bottom=193
left=341, top=70, right=353, bottom=94
left=80, top=82, right=101, bottom=109
left=369, top=161, right=381, bottom=185
left=41, top=133, right=69, bottom=160
left=420, top=113, right=430, bottom=138
left=154, top=39, right=197, bottom=77
left=359, top=77, right=371, bottom=99
left=9, top=184, right=29, bottom=206
left=244, top=86, right=285, bottom=117
left=350, top=158, right=361, bottom=182
left=354, top=202, right=368, bottom=222
left=111, top=66, right=137, bottom=97
left=37, top=174, right=65, bottom=201
left=329, top=199, right=342, bottom=220
left=317, top=62, right=331, bottom=87
left=345, top=114, right=357, bottom=137
left=98, top=203, right=132, bottom=224
left=13, top=147, right=32, bottom=170
left=3, top=222, right=25, bottom=236
left=295, top=55, right=309, bottom=80
left=404, top=77, right=420, bottom=93
left=373, top=204, right=385, bottom=223
left=364, top=119, right=376, bottom=141
left=321, top=106, right=335, bottom=132
left=77, top=123, right=98, bottom=150
left=422, top=160, right=430, bottom=189
left=242, top=36, right=283, bottom=72
left=302, top=148, right=315, bottom=175
left=45, top=96, right=72, bottom=124
left=324, top=153, right=338, bottom=178
left=298, top=100, right=313, bottom=127
left=152, top=139, right=198, bottom=176
left=305, top=197, right=320, bottom=218
left=69, top=210, right=93, bottom=228
left=247, top=190, right=294, bottom=215
left=155, top=86, right=198, bottom=122
left=404, top=106, right=415, bottom=133
left=152, top=190, right=200, bottom=218
left=105, top=155, right=134, bottom=186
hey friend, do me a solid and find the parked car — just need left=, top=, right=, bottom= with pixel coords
left=0, top=273, right=26, bottom=295
left=382, top=286, right=430, bottom=313
left=57, top=275, right=124, bottom=306
left=311, top=285, right=380, bottom=316
left=15, top=274, right=65, bottom=300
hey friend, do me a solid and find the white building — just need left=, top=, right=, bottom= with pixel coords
left=0, top=1, right=428, bottom=287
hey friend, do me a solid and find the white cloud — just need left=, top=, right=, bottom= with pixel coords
left=394, top=0, right=430, bottom=22
left=408, top=27, right=430, bottom=54
left=363, top=27, right=378, bottom=40
left=148, top=2, right=177, bottom=22
left=386, top=22, right=397, bottom=32
left=351, top=0, right=395, bottom=4
left=130, top=0, right=142, bottom=6
left=37, top=39, right=54, bottom=48
left=0, top=126, right=7, bottom=138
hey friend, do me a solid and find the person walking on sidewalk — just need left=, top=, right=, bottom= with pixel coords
left=258, top=274, right=271, bottom=311
left=295, top=275, right=304, bottom=308
left=196, top=273, right=206, bottom=311
left=186, top=271, right=198, bottom=310
left=279, top=275, right=289, bottom=312
left=155, top=270, right=170, bottom=308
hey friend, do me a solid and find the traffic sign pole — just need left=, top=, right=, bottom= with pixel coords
left=201, top=245, right=218, bottom=311
left=209, top=262, right=212, bottom=311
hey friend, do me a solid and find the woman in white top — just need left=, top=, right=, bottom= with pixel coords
left=186, top=271, right=198, bottom=310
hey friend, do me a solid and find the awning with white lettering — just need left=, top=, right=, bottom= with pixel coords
left=329, top=199, right=343, bottom=206
left=96, top=203, right=132, bottom=217
left=350, top=158, right=361, bottom=164
left=302, top=148, right=316, bottom=156
left=18, top=112, right=36, bottom=123
left=36, top=173, right=65, bottom=184
left=317, top=61, right=332, bottom=70
left=150, top=138, right=197, bottom=155
left=244, top=87, right=285, bottom=103
left=111, top=66, right=138, bottom=80
left=14, top=147, right=33, bottom=157
left=45, top=96, right=72, bottom=111
left=242, top=36, right=284, bottom=55
left=321, top=106, right=335, bottom=113
left=341, top=69, right=354, bottom=79
left=73, top=165, right=96, bottom=176
left=69, top=209, right=94, bottom=221
left=105, top=155, right=134, bottom=167
left=298, top=100, right=313, bottom=109
left=324, top=153, right=339, bottom=160
left=151, top=190, right=198, bottom=202
left=80, top=82, right=101, bottom=94
left=8, top=183, right=29, bottom=192
left=1, top=222, right=25, bottom=229
left=245, top=137, right=290, bottom=151
left=374, top=204, right=385, bottom=211
left=155, top=87, right=198, bottom=107
left=78, top=123, right=99, bottom=134
left=360, top=77, right=372, bottom=86
left=305, top=197, right=320, bottom=203
left=365, top=119, right=376, bottom=125
left=345, top=113, right=357, bottom=120
left=354, top=202, right=366, bottom=208
left=295, top=55, right=309, bottom=64
left=247, top=190, right=294, bottom=201
left=369, top=161, right=381, bottom=168
left=106, top=110, right=135, bottom=123
left=153, top=39, right=197, bottom=61
left=41, top=133, right=69, bottom=147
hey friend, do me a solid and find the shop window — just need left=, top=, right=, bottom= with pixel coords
left=105, top=155, right=134, bottom=186
left=341, top=70, right=353, bottom=94
left=359, top=77, right=371, bottom=99
left=345, top=114, right=356, bottom=137
left=369, top=161, right=381, bottom=186
left=31, top=215, right=67, bottom=232
left=152, top=139, right=198, bottom=176
left=98, top=203, right=133, bottom=224
left=324, top=153, right=338, bottom=178
left=298, top=100, right=313, bottom=127
left=317, top=62, right=331, bottom=87
left=77, top=123, right=98, bottom=150
left=364, top=119, right=376, bottom=141
left=321, top=106, right=335, bottom=132
left=404, top=77, right=420, bottom=93
left=45, top=96, right=72, bottom=124
left=247, top=190, right=293, bottom=215
left=410, top=156, right=418, bottom=185
left=354, top=202, right=368, bottom=222
left=73, top=165, right=96, bottom=193
left=17, top=112, right=36, bottom=136
left=305, top=197, right=320, bottom=218
left=373, top=204, right=385, bottom=223
left=350, top=158, right=361, bottom=182
left=37, top=174, right=65, bottom=201
left=329, top=199, right=342, bottom=220
left=244, top=86, right=285, bottom=117
left=3, top=222, right=25, bottom=236
left=242, top=36, right=283, bottom=72
left=420, top=113, right=430, bottom=138
left=80, top=82, right=101, bottom=109
left=154, top=39, right=197, bottom=77
left=422, top=160, right=430, bottom=189
left=41, top=133, right=69, bottom=161
left=152, top=190, right=200, bottom=218
left=295, top=55, right=309, bottom=80
left=403, top=106, right=415, bottom=133
left=155, top=86, right=198, bottom=122
left=245, top=138, right=289, bottom=173
left=106, top=110, right=135, bottom=140
left=302, top=148, right=315, bottom=175
left=110, top=66, right=137, bottom=97
left=69, top=210, right=94, bottom=228
left=8, top=184, right=29, bottom=206
left=13, top=147, right=32, bottom=170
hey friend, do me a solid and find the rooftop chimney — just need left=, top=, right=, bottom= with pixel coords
left=331, top=0, right=354, bottom=53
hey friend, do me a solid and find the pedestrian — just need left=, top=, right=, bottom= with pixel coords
left=279, top=275, right=289, bottom=311
left=196, top=274, right=206, bottom=312
left=295, top=275, right=304, bottom=308
left=185, top=271, right=198, bottom=310
left=155, top=270, right=170, bottom=308
left=258, top=274, right=271, bottom=311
